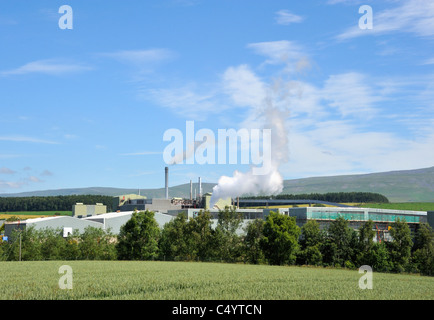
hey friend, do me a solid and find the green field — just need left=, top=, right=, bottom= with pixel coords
left=0, top=261, right=432, bottom=300
left=0, top=211, right=72, bottom=220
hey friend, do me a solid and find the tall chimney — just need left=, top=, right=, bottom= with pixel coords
left=165, top=167, right=169, bottom=199
left=190, top=180, right=193, bottom=200
left=198, top=177, right=202, bottom=199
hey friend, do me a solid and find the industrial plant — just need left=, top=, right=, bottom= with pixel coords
left=4, top=166, right=434, bottom=243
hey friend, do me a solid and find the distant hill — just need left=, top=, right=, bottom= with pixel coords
left=281, top=166, right=434, bottom=202
left=1, top=166, right=433, bottom=202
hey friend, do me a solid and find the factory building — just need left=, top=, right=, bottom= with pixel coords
left=4, top=216, right=104, bottom=239
left=117, top=198, right=182, bottom=213
left=82, top=210, right=174, bottom=234
left=72, top=203, right=107, bottom=217
left=265, top=207, right=428, bottom=242
left=4, top=206, right=430, bottom=243
left=112, top=194, right=147, bottom=211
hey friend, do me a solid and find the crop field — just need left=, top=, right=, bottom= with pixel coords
left=0, top=211, right=72, bottom=220
left=0, top=261, right=432, bottom=300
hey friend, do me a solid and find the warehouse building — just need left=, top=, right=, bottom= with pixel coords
left=82, top=210, right=174, bottom=234
left=4, top=210, right=176, bottom=239
left=4, top=216, right=104, bottom=239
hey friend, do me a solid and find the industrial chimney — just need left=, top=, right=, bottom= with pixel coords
left=198, top=177, right=202, bottom=199
left=165, top=167, right=169, bottom=199
left=190, top=180, right=193, bottom=200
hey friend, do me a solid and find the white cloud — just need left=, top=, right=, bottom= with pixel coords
left=321, top=72, right=382, bottom=117
left=0, top=59, right=91, bottom=76
left=247, top=40, right=311, bottom=73
left=248, top=40, right=304, bottom=65
left=120, top=151, right=163, bottom=156
left=29, top=176, right=43, bottom=183
left=337, top=0, right=434, bottom=40
left=422, top=57, right=434, bottom=65
left=103, top=49, right=174, bottom=64
left=0, top=135, right=59, bottom=144
left=275, top=10, right=304, bottom=25
left=0, top=167, right=16, bottom=175
left=143, top=85, right=225, bottom=120
left=222, top=64, right=267, bottom=108
left=41, top=170, right=54, bottom=177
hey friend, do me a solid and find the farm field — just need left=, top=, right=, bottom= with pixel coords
left=0, top=261, right=432, bottom=300
left=0, top=211, right=72, bottom=220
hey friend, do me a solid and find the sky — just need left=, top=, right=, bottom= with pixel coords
left=0, top=0, right=433, bottom=194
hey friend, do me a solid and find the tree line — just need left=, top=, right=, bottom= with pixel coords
left=0, top=195, right=114, bottom=212
left=0, top=209, right=432, bottom=276
left=242, top=192, right=390, bottom=203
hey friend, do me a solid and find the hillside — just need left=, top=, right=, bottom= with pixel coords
left=0, top=166, right=433, bottom=202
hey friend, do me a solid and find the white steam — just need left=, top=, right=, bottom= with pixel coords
left=210, top=90, right=290, bottom=207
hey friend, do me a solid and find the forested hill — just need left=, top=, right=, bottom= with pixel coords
left=0, top=166, right=433, bottom=202
left=0, top=195, right=113, bottom=213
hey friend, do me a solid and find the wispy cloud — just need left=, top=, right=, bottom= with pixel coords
left=142, top=85, right=225, bottom=120
left=336, top=0, right=434, bottom=40
left=0, top=167, right=16, bottom=175
left=275, top=10, right=304, bottom=25
left=0, top=59, right=91, bottom=76
left=40, top=170, right=54, bottom=177
left=0, top=135, right=59, bottom=144
left=422, top=57, right=434, bottom=65
left=119, top=151, right=163, bottom=156
left=247, top=40, right=311, bottom=73
left=101, top=49, right=175, bottom=74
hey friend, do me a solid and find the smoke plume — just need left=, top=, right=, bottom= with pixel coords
left=210, top=87, right=290, bottom=207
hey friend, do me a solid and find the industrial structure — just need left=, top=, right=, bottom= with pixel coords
left=3, top=167, right=433, bottom=243
left=72, top=202, right=107, bottom=217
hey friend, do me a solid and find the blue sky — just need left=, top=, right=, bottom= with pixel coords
left=0, top=0, right=433, bottom=194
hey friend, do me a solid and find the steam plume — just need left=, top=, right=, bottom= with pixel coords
left=210, top=88, right=290, bottom=207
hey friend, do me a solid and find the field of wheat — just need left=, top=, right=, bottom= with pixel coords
left=0, top=261, right=432, bottom=300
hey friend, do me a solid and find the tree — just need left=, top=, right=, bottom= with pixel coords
left=7, top=227, right=42, bottom=261
left=298, top=220, right=324, bottom=266
left=79, top=226, right=117, bottom=260
left=243, top=219, right=265, bottom=264
left=388, top=218, right=413, bottom=272
left=159, top=212, right=191, bottom=260
left=260, top=211, right=300, bottom=265
left=412, top=223, right=434, bottom=275
left=186, top=210, right=214, bottom=261
left=355, top=220, right=376, bottom=267
left=116, top=210, right=160, bottom=260
left=323, top=216, right=358, bottom=267
left=38, top=228, right=67, bottom=260
left=214, top=207, right=243, bottom=262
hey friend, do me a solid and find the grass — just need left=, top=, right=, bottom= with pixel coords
left=0, top=211, right=72, bottom=220
left=0, top=261, right=432, bottom=300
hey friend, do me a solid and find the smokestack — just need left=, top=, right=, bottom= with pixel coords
left=190, top=180, right=193, bottom=200
left=198, top=177, right=202, bottom=198
left=165, top=167, right=169, bottom=199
